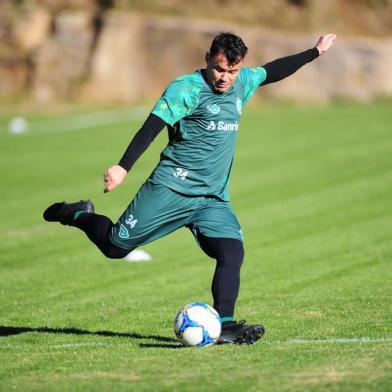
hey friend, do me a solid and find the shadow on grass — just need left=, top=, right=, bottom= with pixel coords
left=0, top=325, right=183, bottom=349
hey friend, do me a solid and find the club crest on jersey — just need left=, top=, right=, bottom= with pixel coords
left=207, top=104, right=221, bottom=114
left=236, top=97, right=242, bottom=114
left=119, top=224, right=130, bottom=239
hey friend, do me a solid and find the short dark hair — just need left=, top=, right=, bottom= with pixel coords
left=209, top=32, right=248, bottom=65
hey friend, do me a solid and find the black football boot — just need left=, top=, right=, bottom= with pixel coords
left=218, top=320, right=265, bottom=345
left=43, top=200, right=94, bottom=226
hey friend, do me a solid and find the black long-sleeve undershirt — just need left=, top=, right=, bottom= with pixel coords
left=118, top=113, right=166, bottom=171
left=262, top=47, right=319, bottom=85
left=118, top=47, right=320, bottom=172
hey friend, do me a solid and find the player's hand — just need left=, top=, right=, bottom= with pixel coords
left=103, top=165, right=127, bottom=193
left=315, top=34, right=337, bottom=55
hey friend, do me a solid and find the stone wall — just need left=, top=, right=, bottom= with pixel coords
left=1, top=9, right=392, bottom=102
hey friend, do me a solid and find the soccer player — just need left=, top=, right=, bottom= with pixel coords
left=44, top=32, right=336, bottom=344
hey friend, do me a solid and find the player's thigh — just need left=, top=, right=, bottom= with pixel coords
left=189, top=199, right=243, bottom=245
left=195, top=232, right=244, bottom=267
left=110, top=181, right=194, bottom=250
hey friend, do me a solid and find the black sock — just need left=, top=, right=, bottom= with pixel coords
left=73, top=213, right=129, bottom=259
left=197, top=233, right=244, bottom=319
left=212, top=265, right=241, bottom=319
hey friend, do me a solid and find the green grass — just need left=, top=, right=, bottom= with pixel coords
left=0, top=102, right=391, bottom=391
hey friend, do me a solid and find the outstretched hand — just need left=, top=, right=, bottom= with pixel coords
left=315, top=34, right=337, bottom=55
left=103, top=165, right=127, bottom=193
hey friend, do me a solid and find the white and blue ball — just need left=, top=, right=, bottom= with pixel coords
left=174, top=302, right=221, bottom=347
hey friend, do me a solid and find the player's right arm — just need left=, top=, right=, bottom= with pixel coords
left=103, top=74, right=200, bottom=193
left=103, top=114, right=166, bottom=193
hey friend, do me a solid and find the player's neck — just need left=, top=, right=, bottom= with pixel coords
left=200, top=69, right=225, bottom=94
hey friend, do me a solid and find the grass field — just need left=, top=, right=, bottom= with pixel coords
left=0, top=102, right=391, bottom=391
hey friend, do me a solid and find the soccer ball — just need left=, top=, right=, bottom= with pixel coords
left=174, top=302, right=221, bottom=347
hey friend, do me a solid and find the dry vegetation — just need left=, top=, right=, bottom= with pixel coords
left=3, top=0, right=392, bottom=37
left=121, top=0, right=392, bottom=37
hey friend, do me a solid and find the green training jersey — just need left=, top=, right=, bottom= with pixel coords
left=150, top=66, right=267, bottom=201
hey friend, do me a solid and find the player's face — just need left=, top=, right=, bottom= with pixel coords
left=205, top=52, right=243, bottom=93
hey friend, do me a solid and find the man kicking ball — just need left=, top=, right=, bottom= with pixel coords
left=44, top=32, right=336, bottom=344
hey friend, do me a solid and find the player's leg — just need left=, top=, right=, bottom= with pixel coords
left=43, top=181, right=194, bottom=259
left=189, top=199, right=265, bottom=344
left=43, top=200, right=130, bottom=258
left=197, top=233, right=264, bottom=344
left=74, top=212, right=130, bottom=259
left=195, top=232, right=244, bottom=320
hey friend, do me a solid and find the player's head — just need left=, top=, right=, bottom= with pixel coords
left=205, top=32, right=248, bottom=93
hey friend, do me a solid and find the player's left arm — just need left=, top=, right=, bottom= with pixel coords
left=261, top=34, right=336, bottom=85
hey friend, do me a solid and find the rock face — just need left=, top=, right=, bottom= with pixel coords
left=246, top=31, right=392, bottom=101
left=85, top=13, right=392, bottom=102
left=0, top=55, right=28, bottom=99
left=14, top=8, right=52, bottom=53
left=32, top=10, right=95, bottom=102
left=1, top=9, right=391, bottom=102
left=82, top=13, right=147, bottom=101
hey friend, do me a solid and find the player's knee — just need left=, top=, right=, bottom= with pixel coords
left=218, top=240, right=244, bottom=270
left=102, top=244, right=132, bottom=259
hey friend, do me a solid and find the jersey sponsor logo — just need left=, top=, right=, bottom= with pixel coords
left=119, top=224, right=130, bottom=239
left=173, top=167, right=188, bottom=180
left=207, top=104, right=221, bottom=114
left=236, top=97, right=242, bottom=114
left=207, top=121, right=216, bottom=131
left=206, top=121, right=239, bottom=132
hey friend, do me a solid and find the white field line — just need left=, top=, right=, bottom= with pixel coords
left=289, top=337, right=392, bottom=344
left=6, top=106, right=149, bottom=136
left=1, top=337, right=391, bottom=351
